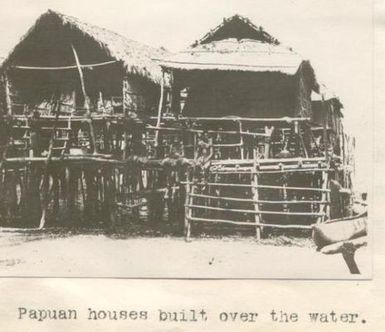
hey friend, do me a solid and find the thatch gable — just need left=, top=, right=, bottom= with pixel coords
left=0, top=10, right=168, bottom=84
left=193, top=14, right=280, bottom=47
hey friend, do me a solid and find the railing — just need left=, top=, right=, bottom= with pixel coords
left=183, top=163, right=331, bottom=240
left=147, top=115, right=332, bottom=161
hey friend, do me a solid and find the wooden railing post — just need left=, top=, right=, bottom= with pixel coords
left=252, top=161, right=262, bottom=240
left=184, top=169, right=192, bottom=241
left=4, top=75, right=12, bottom=116
left=317, top=169, right=329, bottom=223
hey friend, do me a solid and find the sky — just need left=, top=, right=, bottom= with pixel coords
left=0, top=0, right=374, bottom=190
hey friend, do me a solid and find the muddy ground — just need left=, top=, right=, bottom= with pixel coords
left=0, top=226, right=371, bottom=279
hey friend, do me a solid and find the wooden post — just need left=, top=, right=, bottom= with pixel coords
left=321, top=95, right=329, bottom=161
left=39, top=101, right=62, bottom=229
left=52, top=171, right=60, bottom=222
left=252, top=161, right=262, bottom=240
left=71, top=44, right=97, bottom=154
left=71, top=45, right=88, bottom=110
left=122, top=77, right=129, bottom=117
left=239, top=121, right=244, bottom=159
left=154, top=70, right=165, bottom=156
left=4, top=75, right=12, bottom=116
left=264, top=126, right=274, bottom=158
left=39, top=168, right=50, bottom=229
left=184, top=169, right=192, bottom=241
left=317, top=170, right=329, bottom=223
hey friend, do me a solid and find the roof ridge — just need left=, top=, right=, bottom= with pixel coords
left=193, top=14, right=280, bottom=47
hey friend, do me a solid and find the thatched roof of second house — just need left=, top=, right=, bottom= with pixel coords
left=155, top=14, right=315, bottom=80
left=156, top=38, right=303, bottom=75
left=0, top=9, right=169, bottom=84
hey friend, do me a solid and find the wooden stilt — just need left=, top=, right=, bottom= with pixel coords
left=251, top=160, right=262, bottom=240
left=39, top=167, right=49, bottom=229
left=184, top=169, right=192, bottom=241
left=317, top=170, right=330, bottom=223
left=52, top=171, right=60, bottom=222
left=239, top=121, right=244, bottom=160
left=154, top=70, right=165, bottom=156
left=4, top=75, right=12, bottom=116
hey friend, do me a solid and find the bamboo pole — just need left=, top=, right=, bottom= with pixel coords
left=211, top=168, right=331, bottom=175
left=71, top=45, right=88, bottom=108
left=150, top=116, right=311, bottom=123
left=39, top=101, right=62, bottom=229
left=189, top=192, right=329, bottom=204
left=321, top=95, right=329, bottom=161
left=317, top=170, right=330, bottom=223
left=147, top=125, right=270, bottom=137
left=4, top=75, right=12, bottom=116
left=187, top=216, right=313, bottom=229
left=238, top=121, right=244, bottom=159
left=211, top=156, right=327, bottom=165
left=181, top=181, right=331, bottom=192
left=186, top=204, right=325, bottom=216
left=154, top=70, right=165, bottom=155
left=184, top=169, right=192, bottom=241
left=251, top=159, right=261, bottom=239
left=71, top=44, right=97, bottom=154
left=12, top=60, right=117, bottom=70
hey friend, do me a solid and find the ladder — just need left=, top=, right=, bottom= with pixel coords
left=39, top=101, right=72, bottom=228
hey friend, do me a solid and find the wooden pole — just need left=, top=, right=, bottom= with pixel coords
left=317, top=170, right=330, bottom=223
left=239, top=121, right=244, bottom=159
left=264, top=126, right=274, bottom=158
left=184, top=169, right=192, bottom=241
left=321, top=95, right=329, bottom=161
left=122, top=77, right=129, bottom=117
left=252, top=161, right=262, bottom=240
left=71, top=44, right=97, bottom=154
left=71, top=44, right=88, bottom=110
left=154, top=70, right=165, bottom=155
left=4, top=75, right=12, bottom=116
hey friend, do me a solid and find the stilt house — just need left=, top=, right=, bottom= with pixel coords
left=0, top=10, right=169, bottom=228
left=0, top=9, right=168, bottom=157
left=153, top=15, right=353, bottom=239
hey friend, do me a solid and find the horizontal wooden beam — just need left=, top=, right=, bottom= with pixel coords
left=12, top=60, right=117, bottom=70
left=183, top=181, right=330, bottom=192
left=187, top=216, right=314, bottom=229
left=211, top=168, right=330, bottom=174
left=151, top=116, right=311, bottom=123
left=187, top=204, right=325, bottom=216
left=211, top=157, right=327, bottom=165
left=146, top=125, right=269, bottom=137
left=189, top=193, right=329, bottom=204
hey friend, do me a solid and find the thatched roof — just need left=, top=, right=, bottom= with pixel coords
left=0, top=10, right=169, bottom=84
left=156, top=14, right=320, bottom=97
left=156, top=38, right=304, bottom=75
left=193, top=14, right=280, bottom=47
